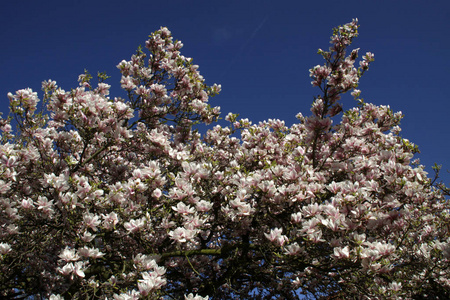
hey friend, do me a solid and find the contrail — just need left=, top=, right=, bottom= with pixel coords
left=220, top=15, right=269, bottom=78
left=249, top=15, right=268, bottom=40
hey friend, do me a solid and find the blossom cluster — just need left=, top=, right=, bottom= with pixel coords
left=0, top=20, right=449, bottom=299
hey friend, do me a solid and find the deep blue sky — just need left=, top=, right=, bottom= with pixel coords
left=1, top=0, right=449, bottom=184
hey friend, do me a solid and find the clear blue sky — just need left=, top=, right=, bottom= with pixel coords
left=1, top=0, right=449, bottom=184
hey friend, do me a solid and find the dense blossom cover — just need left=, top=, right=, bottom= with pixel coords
left=0, top=20, right=449, bottom=299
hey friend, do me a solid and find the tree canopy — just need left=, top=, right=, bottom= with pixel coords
left=0, top=19, right=449, bottom=299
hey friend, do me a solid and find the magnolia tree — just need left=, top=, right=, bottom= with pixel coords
left=0, top=19, right=449, bottom=299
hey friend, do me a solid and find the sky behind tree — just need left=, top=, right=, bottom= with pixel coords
left=1, top=0, right=449, bottom=183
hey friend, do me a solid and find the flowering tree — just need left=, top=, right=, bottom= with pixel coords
left=0, top=20, right=449, bottom=299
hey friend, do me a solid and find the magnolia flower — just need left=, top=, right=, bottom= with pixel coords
left=196, top=200, right=213, bottom=212
left=102, top=212, right=119, bottom=230
left=8, top=88, right=39, bottom=112
left=237, top=202, right=255, bottom=216
left=138, top=271, right=167, bottom=296
left=120, top=76, right=136, bottom=91
left=134, top=254, right=159, bottom=270
left=185, top=294, right=209, bottom=300
left=332, top=246, right=350, bottom=259
left=36, top=196, right=54, bottom=215
left=78, top=247, right=105, bottom=259
left=83, top=213, right=101, bottom=231
left=152, top=188, right=162, bottom=199
left=0, top=243, right=11, bottom=255
left=59, top=247, right=79, bottom=262
left=57, top=261, right=85, bottom=278
left=302, top=203, right=321, bottom=217
left=73, top=261, right=86, bottom=278
left=138, top=278, right=156, bottom=296
left=6, top=224, right=19, bottom=234
left=284, top=243, right=303, bottom=256
left=113, top=290, right=140, bottom=300
left=168, top=227, right=196, bottom=243
left=351, top=232, right=366, bottom=244
left=172, top=202, right=195, bottom=215
left=21, top=198, right=35, bottom=209
left=124, top=218, right=146, bottom=233
left=291, top=212, right=302, bottom=223
left=321, top=218, right=340, bottom=231
left=265, top=228, right=289, bottom=246
left=389, top=281, right=402, bottom=292
left=57, top=263, right=74, bottom=276
left=81, top=231, right=96, bottom=242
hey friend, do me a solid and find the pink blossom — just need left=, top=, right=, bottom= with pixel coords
left=102, top=212, right=119, bottom=230
left=83, top=213, right=101, bottom=231
left=332, top=246, right=350, bottom=259
left=389, top=281, right=402, bottom=292
left=21, top=198, right=35, bottom=209
left=168, top=227, right=196, bottom=243
left=196, top=200, right=213, bottom=212
left=59, top=247, right=80, bottom=262
left=57, top=261, right=86, bottom=279
left=78, top=247, right=105, bottom=259
left=291, top=212, right=302, bottom=223
left=264, top=228, right=289, bottom=246
left=138, top=271, right=167, bottom=296
left=185, top=294, right=209, bottom=300
left=0, top=243, right=11, bottom=255
left=133, top=254, right=159, bottom=270
left=81, top=231, right=96, bottom=242
left=36, top=196, right=54, bottom=216
left=124, top=218, right=146, bottom=233
left=113, top=290, right=140, bottom=300
left=152, top=188, right=162, bottom=199
left=57, top=263, right=74, bottom=276
left=172, top=202, right=195, bottom=215
left=8, top=88, right=39, bottom=113
left=284, top=243, right=303, bottom=256
left=1, top=20, right=449, bottom=299
left=120, top=76, right=137, bottom=91
left=73, top=261, right=86, bottom=278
